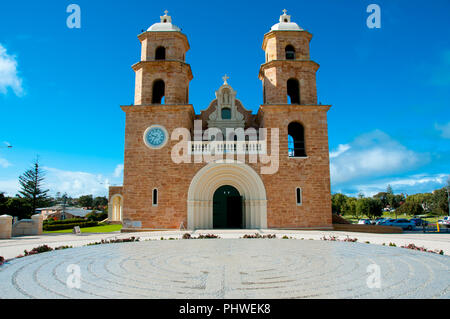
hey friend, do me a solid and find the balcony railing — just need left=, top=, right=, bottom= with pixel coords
left=188, top=140, right=267, bottom=155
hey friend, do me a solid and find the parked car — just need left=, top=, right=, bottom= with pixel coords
left=358, top=219, right=372, bottom=225
left=374, top=218, right=388, bottom=225
left=380, top=219, right=415, bottom=230
left=410, top=218, right=428, bottom=227
left=438, top=216, right=450, bottom=228
left=377, top=218, right=394, bottom=225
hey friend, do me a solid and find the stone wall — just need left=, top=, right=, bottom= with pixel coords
left=0, top=214, right=43, bottom=238
left=120, top=102, right=332, bottom=230
left=262, top=30, right=313, bottom=62
left=12, top=214, right=43, bottom=237
left=0, top=215, right=12, bottom=239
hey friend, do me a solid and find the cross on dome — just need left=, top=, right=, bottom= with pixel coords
left=279, top=9, right=291, bottom=23
left=160, top=10, right=172, bottom=23
left=222, top=74, right=229, bottom=85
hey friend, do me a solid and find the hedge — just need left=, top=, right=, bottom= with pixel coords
left=43, top=221, right=98, bottom=231
left=44, top=218, right=86, bottom=225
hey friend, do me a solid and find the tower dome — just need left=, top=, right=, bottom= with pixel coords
left=270, top=9, right=303, bottom=31
left=147, top=10, right=181, bottom=32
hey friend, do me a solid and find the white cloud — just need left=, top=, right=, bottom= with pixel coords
left=0, top=44, right=23, bottom=96
left=351, top=173, right=449, bottom=197
left=0, top=158, right=11, bottom=168
left=0, top=179, right=19, bottom=196
left=330, top=144, right=350, bottom=159
left=0, top=163, right=124, bottom=198
left=435, top=122, right=450, bottom=139
left=42, top=167, right=110, bottom=198
left=113, top=164, right=124, bottom=178
left=330, top=130, right=428, bottom=185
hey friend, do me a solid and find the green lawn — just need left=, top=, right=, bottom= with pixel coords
left=44, top=224, right=122, bottom=234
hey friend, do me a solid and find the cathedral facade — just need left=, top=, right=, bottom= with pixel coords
left=108, top=11, right=332, bottom=231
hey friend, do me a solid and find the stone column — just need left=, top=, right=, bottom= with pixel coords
left=187, top=200, right=196, bottom=230
left=244, top=200, right=251, bottom=229
left=31, top=214, right=44, bottom=236
left=0, top=215, right=13, bottom=239
left=258, top=200, right=268, bottom=229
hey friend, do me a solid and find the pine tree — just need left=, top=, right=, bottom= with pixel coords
left=386, top=184, right=394, bottom=195
left=18, top=158, right=50, bottom=216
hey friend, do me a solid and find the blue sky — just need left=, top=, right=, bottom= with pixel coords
left=0, top=0, right=449, bottom=197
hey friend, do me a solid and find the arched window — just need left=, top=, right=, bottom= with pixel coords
left=288, top=122, right=306, bottom=157
left=152, top=188, right=158, bottom=206
left=155, top=46, right=166, bottom=60
left=285, top=45, right=295, bottom=60
left=152, top=80, right=165, bottom=104
left=296, top=188, right=302, bottom=205
left=221, top=108, right=231, bottom=119
left=287, top=78, right=300, bottom=104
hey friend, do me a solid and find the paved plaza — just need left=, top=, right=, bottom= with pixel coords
left=1, top=233, right=449, bottom=299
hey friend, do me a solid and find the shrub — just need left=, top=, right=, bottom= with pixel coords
left=44, top=221, right=98, bottom=231
left=401, top=243, right=444, bottom=255
left=242, top=233, right=276, bottom=239
left=197, top=234, right=220, bottom=239
left=321, top=235, right=358, bottom=242
left=55, top=245, right=73, bottom=250
left=23, top=245, right=54, bottom=256
left=44, top=218, right=86, bottom=225
left=86, top=211, right=108, bottom=222
left=182, top=233, right=191, bottom=239
left=86, top=237, right=140, bottom=246
left=181, top=233, right=220, bottom=239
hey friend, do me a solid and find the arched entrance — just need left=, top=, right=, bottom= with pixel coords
left=213, top=185, right=243, bottom=229
left=187, top=160, right=267, bottom=230
left=109, top=194, right=123, bottom=222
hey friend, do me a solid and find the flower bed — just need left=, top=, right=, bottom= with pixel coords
left=182, top=233, right=220, bottom=239
left=321, top=235, right=358, bottom=242
left=401, top=243, right=444, bottom=255
left=242, top=233, right=277, bottom=239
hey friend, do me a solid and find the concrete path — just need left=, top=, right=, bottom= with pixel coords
left=1, top=229, right=449, bottom=259
left=0, top=238, right=449, bottom=299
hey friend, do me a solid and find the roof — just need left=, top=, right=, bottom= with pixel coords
left=64, top=209, right=95, bottom=217
left=270, top=10, right=303, bottom=31
left=147, top=11, right=181, bottom=32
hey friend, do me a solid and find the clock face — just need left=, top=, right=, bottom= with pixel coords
left=144, top=125, right=168, bottom=149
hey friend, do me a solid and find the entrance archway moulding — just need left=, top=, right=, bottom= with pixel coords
left=109, top=194, right=123, bottom=222
left=187, top=160, right=267, bottom=230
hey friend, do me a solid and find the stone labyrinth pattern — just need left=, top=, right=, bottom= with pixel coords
left=0, top=239, right=449, bottom=299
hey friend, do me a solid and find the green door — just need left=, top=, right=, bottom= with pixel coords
left=213, top=185, right=243, bottom=229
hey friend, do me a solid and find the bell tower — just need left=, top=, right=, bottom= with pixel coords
left=259, top=10, right=319, bottom=105
left=133, top=11, right=193, bottom=105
